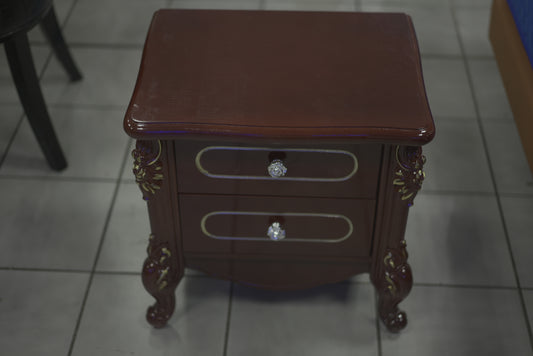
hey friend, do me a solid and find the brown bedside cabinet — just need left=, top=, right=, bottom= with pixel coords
left=124, top=9, right=434, bottom=333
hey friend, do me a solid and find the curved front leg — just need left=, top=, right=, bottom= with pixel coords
left=377, top=240, right=412, bottom=332
left=371, top=145, right=425, bottom=333
left=142, top=233, right=179, bottom=328
left=133, top=139, right=184, bottom=328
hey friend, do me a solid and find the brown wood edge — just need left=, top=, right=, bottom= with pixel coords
left=489, top=0, right=533, bottom=174
left=124, top=121, right=434, bottom=146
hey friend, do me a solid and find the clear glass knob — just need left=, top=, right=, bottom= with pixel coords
left=267, top=222, right=286, bottom=241
left=267, top=159, right=287, bottom=178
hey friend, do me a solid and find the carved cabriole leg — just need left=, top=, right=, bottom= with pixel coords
left=378, top=240, right=412, bottom=332
left=371, top=145, right=425, bottom=333
left=133, top=139, right=184, bottom=328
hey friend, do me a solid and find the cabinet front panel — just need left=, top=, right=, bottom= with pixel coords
left=175, top=141, right=382, bottom=199
left=180, top=194, right=375, bottom=257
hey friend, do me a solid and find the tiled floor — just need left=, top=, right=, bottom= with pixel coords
left=1, top=0, right=533, bottom=355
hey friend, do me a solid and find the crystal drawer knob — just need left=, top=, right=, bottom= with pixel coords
left=267, top=159, right=287, bottom=178
left=267, top=222, right=286, bottom=241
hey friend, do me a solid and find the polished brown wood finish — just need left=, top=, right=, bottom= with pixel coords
left=126, top=10, right=434, bottom=333
left=133, top=140, right=184, bottom=328
left=124, top=10, right=434, bottom=144
left=370, top=145, right=425, bottom=332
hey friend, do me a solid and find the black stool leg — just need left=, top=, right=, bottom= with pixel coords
left=40, top=6, right=82, bottom=81
left=4, top=32, right=67, bottom=171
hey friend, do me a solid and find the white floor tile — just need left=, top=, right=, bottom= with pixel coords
left=381, top=286, right=531, bottom=356
left=40, top=47, right=142, bottom=108
left=121, top=139, right=136, bottom=182
left=64, top=0, right=166, bottom=45
left=0, top=179, right=114, bottom=269
left=364, top=0, right=451, bottom=4
left=421, top=58, right=477, bottom=118
left=96, top=182, right=150, bottom=272
left=264, top=0, right=356, bottom=11
left=169, top=0, right=261, bottom=9
left=0, top=107, right=129, bottom=179
left=501, top=197, right=533, bottom=288
left=423, top=119, right=493, bottom=193
left=523, top=290, right=533, bottom=338
left=468, top=59, right=513, bottom=121
left=406, top=193, right=516, bottom=287
left=453, top=0, right=493, bottom=7
left=483, top=121, right=533, bottom=195
left=227, top=283, right=378, bottom=356
left=0, top=270, right=88, bottom=356
left=0, top=104, right=22, bottom=157
left=361, top=2, right=461, bottom=56
left=0, top=45, right=51, bottom=104
left=71, top=275, right=230, bottom=356
left=455, top=6, right=494, bottom=57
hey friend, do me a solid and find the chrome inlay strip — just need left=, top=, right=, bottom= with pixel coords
left=200, top=211, right=354, bottom=243
left=195, top=146, right=358, bottom=182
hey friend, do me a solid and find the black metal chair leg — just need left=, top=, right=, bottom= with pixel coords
left=4, top=32, right=67, bottom=171
left=40, top=6, right=82, bottom=82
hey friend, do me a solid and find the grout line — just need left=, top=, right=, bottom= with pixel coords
left=0, top=262, right=524, bottom=292
left=450, top=6, right=533, bottom=353
left=222, top=282, right=234, bottom=356
left=30, top=42, right=144, bottom=50
left=0, top=111, right=25, bottom=170
left=411, top=282, right=518, bottom=291
left=498, top=193, right=533, bottom=199
left=344, top=277, right=520, bottom=291
left=46, top=103, right=127, bottom=110
left=66, top=137, right=134, bottom=356
left=421, top=53, right=494, bottom=61
left=61, top=42, right=145, bottom=50
left=0, top=175, right=118, bottom=183
left=0, top=266, right=90, bottom=274
left=418, top=189, right=496, bottom=196
left=374, top=289, right=383, bottom=356
left=93, top=270, right=141, bottom=276
left=61, top=0, right=81, bottom=29
left=0, top=264, right=520, bottom=292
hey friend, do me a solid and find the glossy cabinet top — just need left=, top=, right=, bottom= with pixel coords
left=125, top=10, right=434, bottom=144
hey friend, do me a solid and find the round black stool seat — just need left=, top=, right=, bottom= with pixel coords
left=0, top=0, right=52, bottom=42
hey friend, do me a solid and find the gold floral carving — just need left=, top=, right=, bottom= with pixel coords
left=392, top=146, right=426, bottom=207
left=132, top=140, right=163, bottom=200
left=379, top=240, right=412, bottom=332
left=143, top=233, right=172, bottom=292
left=383, top=240, right=410, bottom=297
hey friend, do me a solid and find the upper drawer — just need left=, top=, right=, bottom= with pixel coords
left=175, top=141, right=382, bottom=198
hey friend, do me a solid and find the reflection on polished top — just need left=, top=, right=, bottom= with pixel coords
left=124, top=9, right=434, bottom=144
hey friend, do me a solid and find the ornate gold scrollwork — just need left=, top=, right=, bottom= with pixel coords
left=143, top=234, right=172, bottom=292
left=383, top=240, right=410, bottom=297
left=132, top=140, right=163, bottom=200
left=379, top=240, right=412, bottom=332
left=392, top=146, right=426, bottom=207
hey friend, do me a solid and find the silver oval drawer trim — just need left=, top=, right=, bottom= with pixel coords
left=195, top=146, right=358, bottom=182
left=200, top=211, right=354, bottom=243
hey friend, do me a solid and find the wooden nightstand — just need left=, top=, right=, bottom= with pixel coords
left=124, top=9, right=434, bottom=333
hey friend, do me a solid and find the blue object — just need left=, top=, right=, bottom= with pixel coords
left=507, top=0, right=533, bottom=66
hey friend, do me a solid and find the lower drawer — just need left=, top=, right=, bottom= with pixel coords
left=179, top=194, right=375, bottom=258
